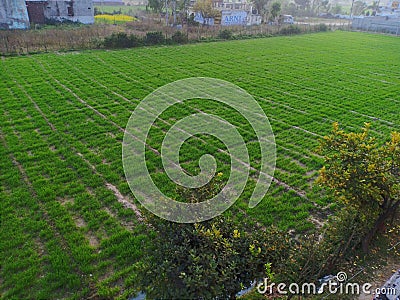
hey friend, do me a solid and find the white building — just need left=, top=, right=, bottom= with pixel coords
left=26, top=0, right=94, bottom=25
left=0, top=0, right=30, bottom=29
left=190, top=0, right=261, bottom=26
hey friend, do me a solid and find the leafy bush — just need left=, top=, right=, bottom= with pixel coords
left=280, top=25, right=301, bottom=35
left=315, top=23, right=329, bottom=32
left=317, top=123, right=400, bottom=252
left=103, top=32, right=142, bottom=49
left=137, top=179, right=291, bottom=298
left=145, top=31, right=165, bottom=45
left=218, top=29, right=233, bottom=40
left=171, top=31, right=188, bottom=44
left=283, top=207, right=370, bottom=287
left=138, top=217, right=291, bottom=299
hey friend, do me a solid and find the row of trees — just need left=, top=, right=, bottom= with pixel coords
left=145, top=0, right=386, bottom=20
left=146, top=0, right=353, bottom=23
left=288, top=0, right=334, bottom=16
left=147, top=0, right=284, bottom=25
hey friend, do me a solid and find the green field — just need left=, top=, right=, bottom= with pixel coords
left=1, top=31, right=400, bottom=298
left=94, top=4, right=146, bottom=16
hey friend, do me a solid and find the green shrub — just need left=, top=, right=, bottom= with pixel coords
left=103, top=32, right=142, bottom=49
left=218, top=29, right=233, bottom=40
left=282, top=207, right=371, bottom=288
left=138, top=217, right=291, bottom=299
left=171, top=31, right=188, bottom=44
left=316, top=23, right=329, bottom=32
left=136, top=179, right=291, bottom=298
left=280, top=25, right=301, bottom=35
left=145, top=31, right=165, bottom=45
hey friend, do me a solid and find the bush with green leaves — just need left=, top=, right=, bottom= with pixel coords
left=280, top=25, right=301, bottom=35
left=136, top=178, right=291, bottom=298
left=218, top=29, right=233, bottom=40
left=171, top=31, right=188, bottom=44
left=283, top=207, right=370, bottom=289
left=138, top=217, right=291, bottom=299
left=315, top=23, right=329, bottom=32
left=317, top=123, right=400, bottom=252
left=145, top=31, right=165, bottom=45
left=103, top=32, right=142, bottom=49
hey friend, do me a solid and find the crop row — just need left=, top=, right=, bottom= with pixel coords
left=1, top=31, right=399, bottom=298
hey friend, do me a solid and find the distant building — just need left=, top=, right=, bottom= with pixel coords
left=0, top=0, right=30, bottom=29
left=26, top=1, right=47, bottom=24
left=26, top=0, right=94, bottom=25
left=376, top=0, right=400, bottom=17
left=351, top=0, right=400, bottom=34
left=352, top=16, right=400, bottom=34
left=190, top=0, right=261, bottom=26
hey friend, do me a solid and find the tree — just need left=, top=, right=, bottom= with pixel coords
left=294, top=0, right=311, bottom=16
left=351, top=0, right=367, bottom=16
left=316, top=0, right=331, bottom=14
left=317, top=123, right=400, bottom=252
left=331, top=4, right=343, bottom=14
left=193, top=0, right=219, bottom=24
left=270, top=2, right=281, bottom=21
left=252, top=0, right=271, bottom=23
left=367, top=0, right=379, bottom=15
left=147, top=0, right=164, bottom=13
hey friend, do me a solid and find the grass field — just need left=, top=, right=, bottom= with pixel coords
left=1, top=31, right=400, bottom=298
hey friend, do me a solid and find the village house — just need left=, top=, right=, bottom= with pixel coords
left=0, top=0, right=30, bottom=29
left=26, top=0, right=94, bottom=24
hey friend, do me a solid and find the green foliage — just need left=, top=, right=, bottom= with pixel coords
left=315, top=23, right=329, bottom=32
left=137, top=179, right=291, bottom=298
left=94, top=4, right=144, bottom=16
left=352, top=0, right=368, bottom=16
left=270, top=2, right=282, bottom=20
left=1, top=32, right=400, bottom=298
left=331, top=4, right=343, bottom=14
left=317, top=123, right=400, bottom=251
left=218, top=29, right=233, bottom=40
left=281, top=208, right=370, bottom=291
left=147, top=0, right=164, bottom=13
left=320, top=207, right=370, bottom=262
left=145, top=31, right=165, bottom=45
left=280, top=25, right=301, bottom=35
left=193, top=0, right=220, bottom=19
left=171, top=31, right=188, bottom=44
left=103, top=31, right=167, bottom=49
left=103, top=32, right=142, bottom=49
left=139, top=217, right=291, bottom=298
left=252, top=0, right=270, bottom=22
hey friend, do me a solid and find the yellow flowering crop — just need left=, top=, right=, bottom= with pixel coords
left=95, top=14, right=135, bottom=23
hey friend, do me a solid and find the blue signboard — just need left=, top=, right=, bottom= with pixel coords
left=194, top=12, right=215, bottom=25
left=221, top=11, right=247, bottom=26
